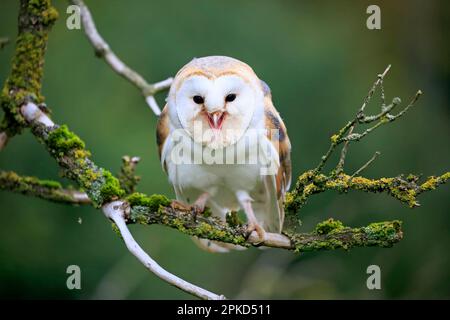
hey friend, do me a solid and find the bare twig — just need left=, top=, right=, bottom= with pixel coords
left=0, top=132, right=8, bottom=151
left=336, top=125, right=354, bottom=173
left=315, top=65, right=392, bottom=173
left=103, top=201, right=225, bottom=300
left=351, top=151, right=381, bottom=178
left=71, top=0, right=172, bottom=116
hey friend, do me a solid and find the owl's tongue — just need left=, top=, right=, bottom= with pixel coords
left=207, top=112, right=225, bottom=130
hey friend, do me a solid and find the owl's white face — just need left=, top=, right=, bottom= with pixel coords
left=171, top=74, right=261, bottom=148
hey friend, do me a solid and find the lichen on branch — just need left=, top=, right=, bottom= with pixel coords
left=0, top=170, right=90, bottom=205
left=285, top=170, right=450, bottom=215
left=31, top=123, right=125, bottom=207
left=0, top=0, right=58, bottom=138
left=124, top=196, right=403, bottom=252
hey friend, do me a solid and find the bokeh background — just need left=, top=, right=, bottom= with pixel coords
left=0, top=0, right=449, bottom=299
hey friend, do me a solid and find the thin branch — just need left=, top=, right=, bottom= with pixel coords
left=0, top=132, right=8, bottom=151
left=71, top=0, right=172, bottom=116
left=286, top=170, right=450, bottom=214
left=118, top=155, right=141, bottom=195
left=103, top=201, right=225, bottom=300
left=335, top=125, right=354, bottom=173
left=0, top=170, right=90, bottom=205
left=351, top=151, right=381, bottom=178
left=314, top=65, right=392, bottom=173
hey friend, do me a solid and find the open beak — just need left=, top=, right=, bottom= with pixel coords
left=206, top=111, right=226, bottom=130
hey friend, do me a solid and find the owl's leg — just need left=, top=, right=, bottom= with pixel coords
left=236, top=190, right=266, bottom=242
left=192, top=192, right=210, bottom=214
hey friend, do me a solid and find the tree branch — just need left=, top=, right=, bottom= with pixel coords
left=104, top=201, right=225, bottom=300
left=125, top=193, right=403, bottom=252
left=0, top=0, right=58, bottom=146
left=0, top=170, right=90, bottom=205
left=70, top=0, right=172, bottom=116
left=20, top=101, right=225, bottom=300
left=285, top=170, right=450, bottom=215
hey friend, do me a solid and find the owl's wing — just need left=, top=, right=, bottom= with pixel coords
left=156, top=104, right=170, bottom=172
left=262, top=82, right=292, bottom=230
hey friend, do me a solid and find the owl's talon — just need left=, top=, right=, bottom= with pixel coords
left=191, top=192, right=209, bottom=216
left=191, top=204, right=205, bottom=217
left=246, top=222, right=266, bottom=244
left=170, top=200, right=191, bottom=211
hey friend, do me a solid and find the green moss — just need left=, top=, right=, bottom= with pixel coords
left=192, top=222, right=247, bottom=245
left=126, top=192, right=171, bottom=212
left=330, top=134, right=339, bottom=144
left=1, top=170, right=62, bottom=191
left=74, top=149, right=91, bottom=159
left=202, top=206, right=212, bottom=218
left=225, top=211, right=243, bottom=227
left=27, top=0, right=59, bottom=26
left=364, top=220, right=402, bottom=241
left=0, top=0, right=58, bottom=136
left=290, top=220, right=403, bottom=253
left=99, top=170, right=125, bottom=202
left=47, top=125, right=85, bottom=154
left=315, top=218, right=344, bottom=235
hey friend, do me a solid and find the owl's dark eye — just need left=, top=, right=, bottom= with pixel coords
left=225, top=94, right=236, bottom=102
left=193, top=95, right=204, bottom=104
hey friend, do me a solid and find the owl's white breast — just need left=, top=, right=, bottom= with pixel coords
left=162, top=128, right=278, bottom=213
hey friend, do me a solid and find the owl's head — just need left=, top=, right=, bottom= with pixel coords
left=167, top=56, right=265, bottom=148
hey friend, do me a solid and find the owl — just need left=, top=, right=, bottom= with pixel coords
left=157, top=56, right=291, bottom=252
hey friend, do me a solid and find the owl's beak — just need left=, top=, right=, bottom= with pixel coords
left=206, top=111, right=226, bottom=130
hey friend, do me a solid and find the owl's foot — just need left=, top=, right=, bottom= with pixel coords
left=246, top=221, right=266, bottom=244
left=192, top=192, right=210, bottom=215
left=170, top=200, right=191, bottom=211
left=236, top=190, right=266, bottom=244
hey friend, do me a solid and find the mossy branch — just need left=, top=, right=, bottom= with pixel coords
left=0, top=0, right=58, bottom=142
left=282, top=66, right=448, bottom=225
left=285, top=170, right=450, bottom=215
left=125, top=193, right=403, bottom=252
left=0, top=170, right=90, bottom=205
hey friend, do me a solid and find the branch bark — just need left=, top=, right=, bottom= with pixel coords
left=0, top=0, right=58, bottom=147
left=0, top=170, right=90, bottom=205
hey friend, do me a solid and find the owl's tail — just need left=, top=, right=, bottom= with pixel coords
left=191, top=237, right=247, bottom=253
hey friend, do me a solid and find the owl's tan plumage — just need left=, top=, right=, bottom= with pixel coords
left=156, top=56, right=291, bottom=252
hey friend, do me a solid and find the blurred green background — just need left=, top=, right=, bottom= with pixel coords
left=0, top=0, right=449, bottom=299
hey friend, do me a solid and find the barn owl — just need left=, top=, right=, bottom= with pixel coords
left=157, top=56, right=291, bottom=252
